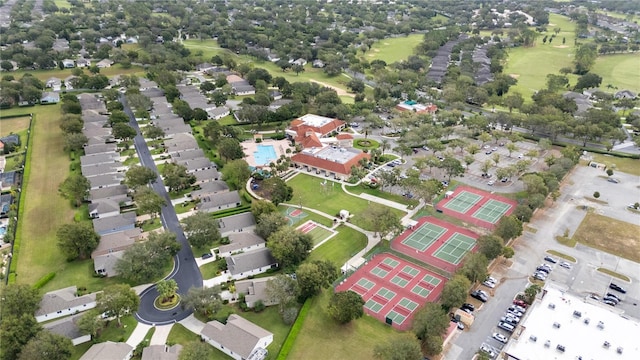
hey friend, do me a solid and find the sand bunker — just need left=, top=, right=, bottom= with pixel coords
left=309, top=79, right=354, bottom=97
left=509, top=74, right=520, bottom=79
left=553, top=45, right=569, bottom=48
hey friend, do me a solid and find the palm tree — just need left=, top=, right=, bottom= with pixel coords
left=380, top=139, right=389, bottom=156
left=157, top=279, right=178, bottom=303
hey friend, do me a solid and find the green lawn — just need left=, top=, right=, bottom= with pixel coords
left=286, top=174, right=404, bottom=231
left=53, top=0, right=71, bottom=9
left=235, top=306, right=293, bottom=360
left=504, top=13, right=582, bottom=100
left=287, top=290, right=412, bottom=360
left=308, top=225, right=367, bottom=267
left=361, top=34, right=424, bottom=64
left=200, top=258, right=225, bottom=279
left=71, top=316, right=139, bottom=360
left=0, top=116, right=30, bottom=136
left=590, top=153, right=640, bottom=176
left=345, top=184, right=419, bottom=207
left=10, top=64, right=145, bottom=82
left=591, top=54, right=640, bottom=94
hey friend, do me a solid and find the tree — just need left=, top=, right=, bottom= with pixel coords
left=261, top=177, right=293, bottom=205
left=59, top=114, right=84, bottom=134
left=593, top=191, right=600, bottom=199
left=112, top=123, right=137, bottom=141
left=108, top=110, right=129, bottom=125
left=58, top=174, right=90, bottom=207
left=161, top=163, right=196, bottom=192
left=524, top=284, right=541, bottom=304
left=522, top=174, right=548, bottom=195
left=574, top=44, right=597, bottom=74
left=77, top=310, right=105, bottom=338
left=0, top=284, right=41, bottom=319
left=56, top=222, right=100, bottom=260
left=477, top=234, right=504, bottom=260
left=328, top=291, right=365, bottom=324
left=506, top=143, right=518, bottom=157
left=181, top=286, right=223, bottom=318
left=574, top=72, right=603, bottom=91
left=0, top=314, right=41, bottom=360
left=412, top=302, right=449, bottom=355
left=501, top=246, right=515, bottom=262
left=143, top=124, right=165, bottom=140
left=256, top=212, right=288, bottom=240
left=292, top=64, right=305, bottom=75
left=347, top=78, right=365, bottom=93
left=156, top=279, right=178, bottom=303
left=362, top=204, right=402, bottom=239
left=461, top=253, right=489, bottom=283
left=296, top=260, right=338, bottom=299
left=218, top=138, right=244, bottom=162
left=250, top=200, right=277, bottom=218
left=265, top=274, right=299, bottom=315
left=494, top=215, right=523, bottom=241
left=212, top=91, right=228, bottom=107
left=18, top=331, right=73, bottom=360
left=64, top=133, right=89, bottom=152
left=440, top=157, right=464, bottom=181
left=373, top=335, right=422, bottom=360
left=182, top=211, right=220, bottom=248
left=268, top=226, right=313, bottom=269
left=115, top=232, right=181, bottom=284
left=125, top=165, right=157, bottom=188
left=546, top=74, right=569, bottom=92
left=179, top=341, right=213, bottom=360
left=440, top=274, right=471, bottom=311
left=134, top=186, right=166, bottom=219
left=223, top=159, right=251, bottom=190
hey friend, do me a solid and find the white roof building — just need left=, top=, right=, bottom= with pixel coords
left=503, top=283, right=640, bottom=360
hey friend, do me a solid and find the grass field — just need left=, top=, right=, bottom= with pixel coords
left=504, top=14, right=582, bottom=100
left=590, top=154, right=640, bottom=176
left=53, top=0, right=71, bottom=9
left=286, top=174, right=404, bottom=231
left=591, top=54, right=640, bottom=94
left=308, top=225, right=367, bottom=266
left=362, top=34, right=424, bottom=64
left=286, top=290, right=412, bottom=360
left=345, top=185, right=418, bottom=207
left=0, top=116, right=30, bottom=137
left=235, top=305, right=292, bottom=360
left=9, top=64, right=145, bottom=82
left=573, top=213, right=640, bottom=263
left=70, top=316, right=138, bottom=360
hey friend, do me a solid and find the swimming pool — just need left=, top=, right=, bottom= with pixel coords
left=0, top=227, right=6, bottom=236
left=253, top=144, right=277, bottom=166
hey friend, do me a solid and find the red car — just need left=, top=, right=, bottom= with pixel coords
left=513, top=299, right=528, bottom=308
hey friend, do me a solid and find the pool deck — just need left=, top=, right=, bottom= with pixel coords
left=242, top=139, right=292, bottom=168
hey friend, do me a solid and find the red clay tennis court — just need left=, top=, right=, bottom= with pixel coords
left=391, top=217, right=479, bottom=273
left=335, top=253, right=446, bottom=330
left=436, top=185, right=517, bottom=229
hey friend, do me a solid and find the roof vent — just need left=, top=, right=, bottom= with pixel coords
left=556, top=345, right=565, bottom=353
left=544, top=340, right=551, bottom=348
left=548, top=303, right=556, bottom=309
left=553, top=322, right=561, bottom=329
left=529, top=335, right=537, bottom=342
left=584, top=318, right=590, bottom=325
left=603, top=341, right=610, bottom=348
left=573, top=311, right=582, bottom=318
left=597, top=321, right=605, bottom=330
left=617, top=347, right=623, bottom=354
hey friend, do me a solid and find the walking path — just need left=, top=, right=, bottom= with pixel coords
left=126, top=323, right=153, bottom=347
left=179, top=314, right=206, bottom=335
left=150, top=324, right=174, bottom=345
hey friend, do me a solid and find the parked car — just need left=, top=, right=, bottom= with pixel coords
left=441, top=180, right=449, bottom=187
left=533, top=272, right=546, bottom=281
left=482, top=280, right=496, bottom=288
left=501, top=177, right=509, bottom=182
left=485, top=150, right=492, bottom=155
left=479, top=344, right=496, bottom=358
left=501, top=316, right=519, bottom=325
left=544, top=256, right=557, bottom=263
left=559, top=261, right=572, bottom=269
left=517, top=153, right=524, bottom=159
left=609, top=283, right=627, bottom=293
left=471, top=290, right=488, bottom=302
left=606, top=293, right=622, bottom=302
left=493, top=332, right=508, bottom=343
left=513, top=299, right=528, bottom=308
left=506, top=310, right=523, bottom=319
left=460, top=307, right=473, bottom=314
left=485, top=276, right=497, bottom=284
left=487, top=180, right=495, bottom=186
left=603, top=296, right=619, bottom=305
left=607, top=178, right=620, bottom=183
left=498, top=322, right=515, bottom=332
left=603, top=299, right=617, bottom=306
left=461, top=303, right=475, bottom=312
left=491, top=147, right=498, bottom=151
left=510, top=305, right=527, bottom=313
left=201, top=253, right=213, bottom=259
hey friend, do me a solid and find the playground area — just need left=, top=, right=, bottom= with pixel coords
left=391, top=217, right=479, bottom=273
left=296, top=220, right=337, bottom=247
left=335, top=253, right=446, bottom=331
left=283, top=207, right=308, bottom=226
left=436, top=186, right=517, bottom=228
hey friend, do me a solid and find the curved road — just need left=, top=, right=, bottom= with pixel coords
left=121, top=95, right=202, bottom=325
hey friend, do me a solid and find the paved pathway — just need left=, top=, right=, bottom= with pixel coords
left=126, top=323, right=153, bottom=347
left=357, top=192, right=408, bottom=211
left=179, top=314, right=206, bottom=335
left=150, top=324, right=174, bottom=345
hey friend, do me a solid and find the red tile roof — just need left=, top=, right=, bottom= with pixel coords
left=291, top=151, right=370, bottom=176
left=289, top=117, right=345, bottom=137
left=336, top=133, right=353, bottom=140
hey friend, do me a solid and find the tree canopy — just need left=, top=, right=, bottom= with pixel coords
left=96, top=284, right=139, bottom=326
left=56, top=222, right=100, bottom=260
left=412, top=302, right=449, bottom=355
left=115, top=231, right=181, bottom=284
left=181, top=211, right=221, bottom=248
left=267, top=226, right=313, bottom=269
left=327, top=291, right=365, bottom=324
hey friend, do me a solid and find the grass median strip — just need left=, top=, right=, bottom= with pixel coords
left=596, top=267, right=631, bottom=282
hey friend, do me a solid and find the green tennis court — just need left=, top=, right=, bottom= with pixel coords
left=390, top=275, right=409, bottom=287
left=401, top=265, right=420, bottom=277
left=398, top=298, right=419, bottom=311
left=432, top=233, right=476, bottom=265
left=401, top=222, right=447, bottom=251
left=411, top=284, right=431, bottom=298
left=382, top=257, right=400, bottom=268
left=386, top=310, right=407, bottom=324
left=376, top=287, right=397, bottom=300
left=472, top=199, right=513, bottom=224
left=370, top=266, right=389, bottom=278
left=443, top=191, right=483, bottom=213
left=365, top=299, right=384, bottom=313
left=356, top=278, right=375, bottom=290
left=422, top=274, right=441, bottom=286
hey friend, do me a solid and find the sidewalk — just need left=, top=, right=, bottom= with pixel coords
left=126, top=322, right=153, bottom=347
left=179, top=314, right=206, bottom=335
left=150, top=324, right=174, bottom=345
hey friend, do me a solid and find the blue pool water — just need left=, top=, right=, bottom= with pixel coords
left=0, top=227, right=6, bottom=235
left=254, top=144, right=277, bottom=166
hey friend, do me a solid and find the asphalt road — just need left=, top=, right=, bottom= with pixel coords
left=121, top=95, right=202, bottom=325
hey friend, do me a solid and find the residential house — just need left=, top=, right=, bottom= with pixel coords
left=35, top=286, right=97, bottom=323
left=154, top=119, right=192, bottom=137
left=43, top=314, right=91, bottom=346
left=235, top=277, right=277, bottom=308
left=219, top=212, right=256, bottom=237
left=76, top=58, right=91, bottom=68
left=163, top=133, right=200, bottom=155
left=207, top=106, right=230, bottom=120
left=218, top=232, right=265, bottom=258
left=268, top=99, right=292, bottom=111
left=92, top=211, right=136, bottom=236
left=171, top=148, right=205, bottom=161
left=175, top=157, right=214, bottom=173
left=226, top=248, right=277, bottom=280
left=89, top=184, right=128, bottom=201
left=88, top=197, right=126, bottom=219
left=395, top=100, right=438, bottom=114
left=615, top=90, right=637, bottom=99
left=178, top=85, right=213, bottom=111
left=196, top=63, right=215, bottom=72
left=0, top=170, right=19, bottom=190
left=96, top=59, right=114, bottom=68
left=196, top=190, right=241, bottom=213
left=291, top=58, right=307, bottom=66
left=80, top=342, right=134, bottom=360
left=563, top=91, right=593, bottom=115
left=200, top=314, right=273, bottom=360
left=190, top=181, right=229, bottom=199
left=227, top=75, right=256, bottom=95
left=83, top=143, right=118, bottom=156
left=93, top=252, right=124, bottom=277
left=61, top=59, right=75, bottom=68
left=194, top=167, right=222, bottom=184
left=81, top=162, right=124, bottom=178
left=46, top=77, right=62, bottom=91
left=0, top=193, right=13, bottom=218
left=92, top=228, right=141, bottom=258
left=87, top=173, right=124, bottom=190
left=40, top=92, right=61, bottom=104
left=312, top=59, right=325, bottom=68
left=141, top=345, right=183, bottom=360
left=81, top=152, right=120, bottom=167
left=583, top=88, right=607, bottom=98
left=0, top=134, right=20, bottom=147
left=269, top=90, right=282, bottom=100
left=65, top=75, right=79, bottom=90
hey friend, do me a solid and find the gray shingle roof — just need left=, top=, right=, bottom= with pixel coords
left=219, top=233, right=265, bottom=254
left=43, top=313, right=85, bottom=340
left=200, top=314, right=272, bottom=359
left=92, top=212, right=136, bottom=234
left=218, top=213, right=256, bottom=233
left=226, top=248, right=276, bottom=276
left=36, top=286, right=97, bottom=317
left=141, top=344, right=183, bottom=360
left=80, top=342, right=133, bottom=360
left=197, top=191, right=241, bottom=212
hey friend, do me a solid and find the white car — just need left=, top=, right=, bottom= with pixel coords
left=482, top=280, right=496, bottom=288
left=486, top=276, right=498, bottom=284
left=492, top=333, right=508, bottom=344
left=488, top=180, right=495, bottom=186
left=517, top=153, right=524, bottom=159
left=559, top=261, right=572, bottom=269
left=480, top=344, right=496, bottom=358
